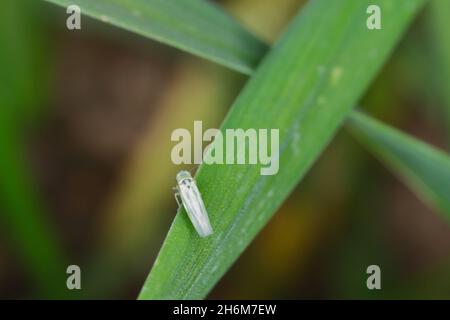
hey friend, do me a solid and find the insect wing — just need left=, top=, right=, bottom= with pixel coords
left=178, top=180, right=213, bottom=237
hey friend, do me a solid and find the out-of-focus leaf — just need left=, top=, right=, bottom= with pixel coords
left=347, top=111, right=450, bottom=217
left=0, top=0, right=66, bottom=297
left=429, top=0, right=450, bottom=141
left=139, top=0, right=426, bottom=299
left=44, top=0, right=267, bottom=75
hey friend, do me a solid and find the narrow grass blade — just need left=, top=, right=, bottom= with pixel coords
left=139, top=0, right=426, bottom=299
left=44, top=0, right=267, bottom=75
left=429, top=0, right=450, bottom=141
left=347, top=111, right=450, bottom=217
left=0, top=0, right=67, bottom=297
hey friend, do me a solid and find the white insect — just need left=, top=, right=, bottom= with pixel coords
left=174, top=170, right=213, bottom=238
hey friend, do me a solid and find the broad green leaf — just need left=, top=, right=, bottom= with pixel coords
left=139, top=0, right=426, bottom=299
left=347, top=111, right=450, bottom=217
left=44, top=0, right=267, bottom=75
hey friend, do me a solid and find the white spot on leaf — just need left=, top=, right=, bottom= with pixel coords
left=331, top=66, right=343, bottom=85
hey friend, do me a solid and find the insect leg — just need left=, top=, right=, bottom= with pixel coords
left=173, top=186, right=182, bottom=208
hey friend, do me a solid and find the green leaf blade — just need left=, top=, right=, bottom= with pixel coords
left=139, top=0, right=426, bottom=299
left=44, top=0, right=267, bottom=74
left=0, top=0, right=67, bottom=297
left=347, top=111, right=450, bottom=217
left=429, top=0, right=450, bottom=139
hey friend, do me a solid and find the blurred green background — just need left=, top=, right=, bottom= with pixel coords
left=1, top=0, right=449, bottom=299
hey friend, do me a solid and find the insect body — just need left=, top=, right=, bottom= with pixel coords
left=174, top=170, right=213, bottom=238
